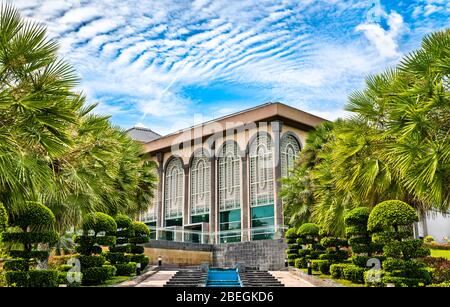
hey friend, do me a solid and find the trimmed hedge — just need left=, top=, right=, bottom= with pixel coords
left=0, top=201, right=7, bottom=231
left=82, top=267, right=113, bottom=285
left=297, top=223, right=320, bottom=237
left=342, top=265, right=365, bottom=284
left=9, top=201, right=55, bottom=229
left=115, top=262, right=136, bottom=276
left=82, top=212, right=117, bottom=234
left=5, top=270, right=59, bottom=287
left=330, top=263, right=348, bottom=279
left=2, top=231, right=58, bottom=245
left=367, top=200, right=418, bottom=232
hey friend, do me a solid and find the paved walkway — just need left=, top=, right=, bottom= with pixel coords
left=269, top=271, right=315, bottom=287
left=134, top=270, right=177, bottom=287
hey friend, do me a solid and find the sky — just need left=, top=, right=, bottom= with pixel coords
left=13, top=0, right=449, bottom=135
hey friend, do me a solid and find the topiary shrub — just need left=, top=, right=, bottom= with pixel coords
left=342, top=264, right=365, bottom=284
left=294, top=223, right=324, bottom=269
left=330, top=263, right=348, bottom=279
left=319, top=235, right=349, bottom=264
left=129, top=221, right=150, bottom=269
left=2, top=202, right=59, bottom=287
left=424, top=235, right=434, bottom=243
left=285, top=227, right=301, bottom=266
left=74, top=212, right=117, bottom=285
left=368, top=200, right=430, bottom=287
left=345, top=207, right=382, bottom=263
left=0, top=202, right=8, bottom=231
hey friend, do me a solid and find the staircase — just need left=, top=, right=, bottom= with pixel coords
left=163, top=269, right=207, bottom=287
left=239, top=270, right=284, bottom=287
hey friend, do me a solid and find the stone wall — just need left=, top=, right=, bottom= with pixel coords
left=212, top=239, right=288, bottom=270
left=142, top=239, right=287, bottom=270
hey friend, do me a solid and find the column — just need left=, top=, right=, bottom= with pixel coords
left=272, top=121, right=283, bottom=236
left=156, top=152, right=164, bottom=239
left=183, top=164, right=190, bottom=226
left=209, top=142, right=217, bottom=244
left=241, top=154, right=249, bottom=242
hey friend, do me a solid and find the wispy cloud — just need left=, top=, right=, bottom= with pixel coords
left=12, top=0, right=449, bottom=133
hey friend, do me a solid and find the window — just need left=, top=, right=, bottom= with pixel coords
left=190, top=151, right=211, bottom=219
left=249, top=133, right=275, bottom=241
left=219, top=209, right=241, bottom=243
left=281, top=133, right=301, bottom=178
left=141, top=180, right=158, bottom=223
left=249, top=133, right=274, bottom=208
left=164, top=157, right=184, bottom=222
left=218, top=142, right=241, bottom=211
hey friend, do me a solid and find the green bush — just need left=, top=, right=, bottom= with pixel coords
left=297, top=223, right=320, bottom=237
left=2, top=231, right=59, bottom=245
left=82, top=212, right=117, bottom=234
left=428, top=282, right=450, bottom=287
left=3, top=259, right=29, bottom=271
left=79, top=255, right=106, bottom=269
left=115, top=214, right=133, bottom=230
left=287, top=253, right=298, bottom=260
left=285, top=228, right=298, bottom=240
left=383, top=239, right=430, bottom=259
left=96, top=235, right=116, bottom=246
left=110, top=245, right=131, bottom=253
left=318, top=260, right=331, bottom=275
left=0, top=202, right=7, bottom=231
left=130, top=245, right=145, bottom=254
left=367, top=200, right=418, bottom=232
left=10, top=250, right=49, bottom=261
left=424, top=235, right=434, bottom=243
left=130, top=254, right=149, bottom=269
left=5, top=270, right=59, bottom=287
left=132, top=221, right=150, bottom=237
left=9, top=201, right=55, bottom=229
left=310, top=259, right=321, bottom=271
left=28, top=270, right=59, bottom=287
left=342, top=265, right=365, bottom=284
left=82, top=267, right=112, bottom=285
left=294, top=258, right=303, bottom=269
left=115, top=262, right=136, bottom=276
left=102, top=264, right=117, bottom=278
left=330, top=263, right=348, bottom=279
left=350, top=255, right=370, bottom=268
left=104, top=252, right=130, bottom=264
left=5, top=271, right=29, bottom=287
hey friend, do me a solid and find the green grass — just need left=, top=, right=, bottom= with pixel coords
left=87, top=275, right=133, bottom=287
left=300, top=268, right=364, bottom=287
left=430, top=249, right=450, bottom=259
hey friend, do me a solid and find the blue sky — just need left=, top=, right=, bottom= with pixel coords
left=14, top=0, right=449, bottom=135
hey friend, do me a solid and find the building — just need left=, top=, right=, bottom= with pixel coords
left=129, top=102, right=326, bottom=246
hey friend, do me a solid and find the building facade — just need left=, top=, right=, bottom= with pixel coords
left=130, top=102, right=326, bottom=244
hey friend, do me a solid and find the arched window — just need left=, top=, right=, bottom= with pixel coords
left=281, top=133, right=301, bottom=178
left=164, top=158, right=184, bottom=221
left=143, top=184, right=158, bottom=223
left=249, top=133, right=274, bottom=207
left=190, top=151, right=210, bottom=217
left=218, top=142, right=241, bottom=211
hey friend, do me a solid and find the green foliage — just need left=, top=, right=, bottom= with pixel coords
left=82, top=212, right=117, bottom=234
left=2, top=231, right=58, bottom=245
left=5, top=270, right=59, bottom=287
left=115, top=214, right=133, bottom=230
left=82, top=267, right=113, bottom=285
left=330, top=263, right=348, bottom=279
left=130, top=254, right=149, bottom=269
left=285, top=228, right=298, bottom=240
left=297, top=223, right=320, bottom=237
left=281, top=30, right=450, bottom=235
left=115, top=262, right=136, bottom=276
left=424, top=235, right=435, bottom=243
left=9, top=202, right=56, bottom=230
left=367, top=200, right=418, bottom=232
left=79, top=255, right=106, bottom=269
left=0, top=202, right=7, bottom=231
left=383, top=239, right=430, bottom=259
left=342, top=265, right=365, bottom=284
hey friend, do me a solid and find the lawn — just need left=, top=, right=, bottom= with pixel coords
left=430, top=249, right=450, bottom=259
left=87, top=275, right=133, bottom=287
left=300, top=268, right=364, bottom=287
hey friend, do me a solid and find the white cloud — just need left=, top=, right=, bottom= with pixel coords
left=356, top=11, right=405, bottom=58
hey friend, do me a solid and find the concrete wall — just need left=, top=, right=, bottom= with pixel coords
left=212, top=239, right=288, bottom=271
left=142, top=239, right=288, bottom=270
left=143, top=240, right=213, bottom=266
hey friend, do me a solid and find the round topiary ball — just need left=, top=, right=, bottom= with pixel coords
left=10, top=201, right=55, bottom=229
left=297, top=223, right=320, bottom=237
left=83, top=212, right=117, bottom=234
left=285, top=228, right=297, bottom=239
left=367, top=200, right=418, bottom=232
left=114, top=214, right=132, bottom=229
left=345, top=207, right=370, bottom=226
left=0, top=202, right=8, bottom=231
left=132, top=221, right=150, bottom=236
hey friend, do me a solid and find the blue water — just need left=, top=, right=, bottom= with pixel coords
left=206, top=268, right=242, bottom=287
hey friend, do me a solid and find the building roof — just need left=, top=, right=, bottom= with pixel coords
left=141, top=102, right=327, bottom=155
left=126, top=127, right=161, bottom=143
